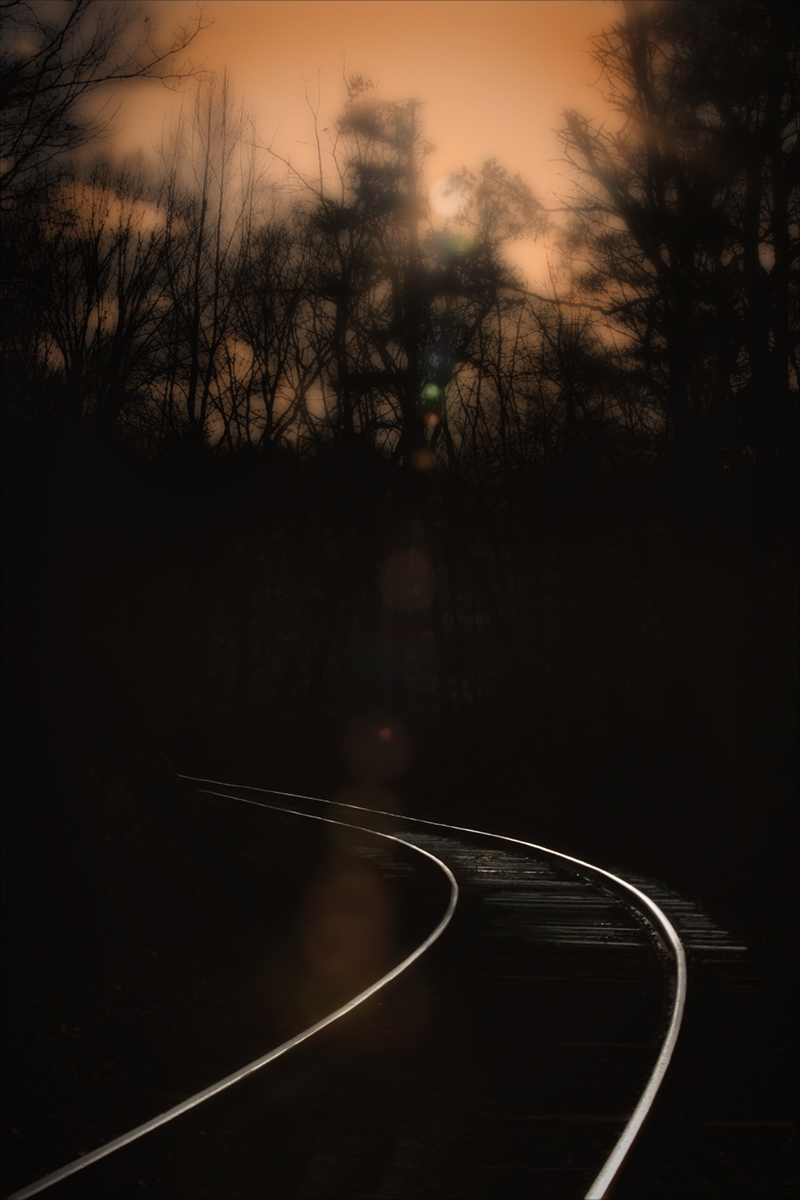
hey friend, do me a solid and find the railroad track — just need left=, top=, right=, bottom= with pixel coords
left=8, top=777, right=686, bottom=1200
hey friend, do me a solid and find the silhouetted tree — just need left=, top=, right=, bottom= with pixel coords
left=284, top=79, right=434, bottom=474
left=6, top=153, right=171, bottom=436
left=157, top=72, right=261, bottom=449
left=0, top=0, right=206, bottom=212
left=560, top=0, right=799, bottom=507
left=228, top=212, right=323, bottom=454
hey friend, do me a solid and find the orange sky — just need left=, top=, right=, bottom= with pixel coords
left=113, top=0, right=616, bottom=285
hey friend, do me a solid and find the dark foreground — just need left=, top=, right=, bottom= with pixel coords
left=4, top=787, right=797, bottom=1199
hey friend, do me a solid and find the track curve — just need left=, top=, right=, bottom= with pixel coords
left=6, top=806, right=458, bottom=1200
left=9, top=775, right=686, bottom=1200
left=180, top=775, right=687, bottom=1200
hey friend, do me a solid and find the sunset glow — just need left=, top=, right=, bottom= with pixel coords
left=111, top=0, right=611, bottom=287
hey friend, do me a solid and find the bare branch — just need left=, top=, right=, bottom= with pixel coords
left=0, top=0, right=210, bottom=207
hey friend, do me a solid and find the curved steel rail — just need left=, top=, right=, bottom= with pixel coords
left=179, top=774, right=688, bottom=1200
left=8, top=802, right=458, bottom=1200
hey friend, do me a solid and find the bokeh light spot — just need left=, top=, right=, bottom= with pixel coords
left=411, top=447, right=437, bottom=472
left=378, top=549, right=438, bottom=614
left=343, top=712, right=412, bottom=781
left=300, top=855, right=397, bottom=990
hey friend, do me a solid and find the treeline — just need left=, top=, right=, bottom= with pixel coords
left=2, top=4, right=796, bottom=495
left=1, top=71, right=596, bottom=478
left=2, top=1, right=797, bottom=848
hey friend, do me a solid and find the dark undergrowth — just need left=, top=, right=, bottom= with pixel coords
left=2, top=414, right=797, bottom=1197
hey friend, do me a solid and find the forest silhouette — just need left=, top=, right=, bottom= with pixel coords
left=2, top=1, right=798, bottom=1193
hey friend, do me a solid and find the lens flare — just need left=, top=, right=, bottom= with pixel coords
left=301, top=856, right=397, bottom=990
left=411, top=447, right=437, bottom=472
left=378, top=548, right=438, bottom=614
left=343, top=712, right=412, bottom=781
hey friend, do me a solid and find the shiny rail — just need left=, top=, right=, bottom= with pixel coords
left=179, top=775, right=688, bottom=1200
left=7, top=804, right=458, bottom=1200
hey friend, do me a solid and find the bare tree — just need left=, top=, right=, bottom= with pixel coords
left=0, top=0, right=208, bottom=211
left=156, top=72, right=261, bottom=449
left=226, top=211, right=323, bottom=453
left=2, top=152, right=172, bottom=437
